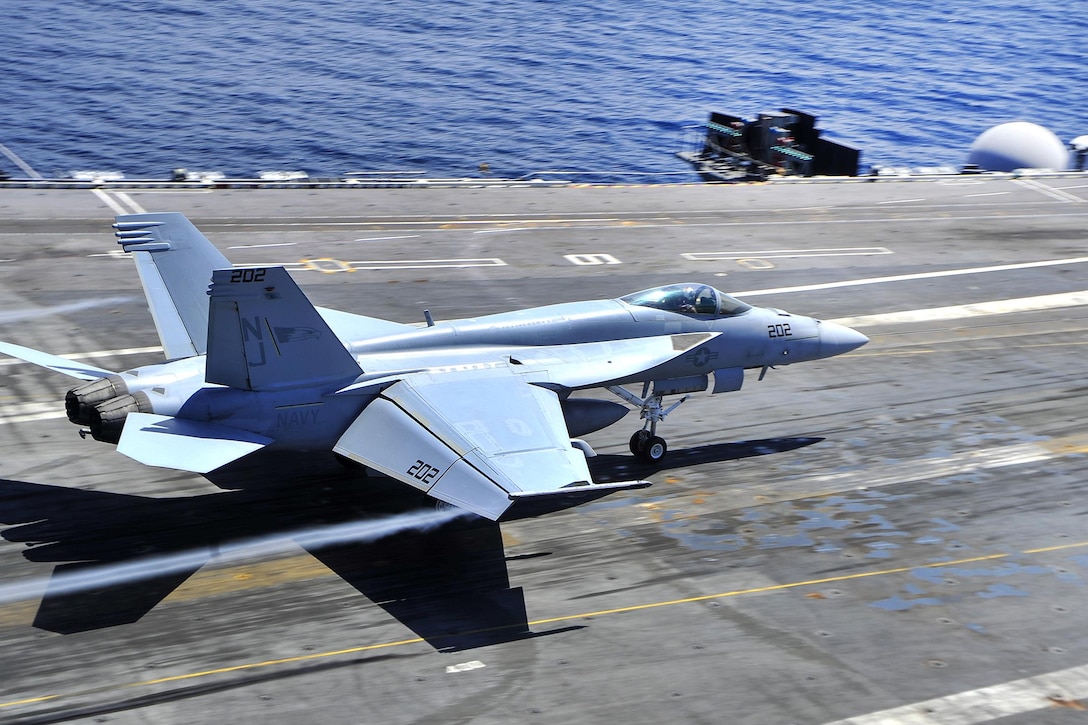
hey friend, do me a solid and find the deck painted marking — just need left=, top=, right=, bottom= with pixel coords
left=734, top=256, right=1088, bottom=297
left=116, top=189, right=215, bottom=194
left=684, top=247, right=892, bottom=262
left=112, top=191, right=147, bottom=214
left=1013, top=178, right=1086, bottom=203
left=2, top=540, right=1087, bottom=713
left=822, top=663, right=1088, bottom=724
left=0, top=402, right=64, bottom=424
left=832, top=290, right=1088, bottom=328
left=227, top=242, right=298, bottom=250
left=200, top=210, right=1088, bottom=233
left=877, top=198, right=926, bottom=204
left=91, top=188, right=128, bottom=216
left=299, top=257, right=354, bottom=273
left=91, top=189, right=145, bottom=215
left=464, top=211, right=1088, bottom=235
left=735, top=258, right=775, bottom=270
left=565, top=253, right=621, bottom=265
left=0, top=345, right=162, bottom=378
left=351, top=235, right=421, bottom=243
left=259, top=258, right=508, bottom=273
left=0, top=296, right=138, bottom=325
left=338, top=258, right=507, bottom=271
left=798, top=441, right=1057, bottom=495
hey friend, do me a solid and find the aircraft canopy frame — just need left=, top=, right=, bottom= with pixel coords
left=619, top=284, right=752, bottom=317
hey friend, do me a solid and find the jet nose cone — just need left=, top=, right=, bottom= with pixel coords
left=819, top=320, right=869, bottom=358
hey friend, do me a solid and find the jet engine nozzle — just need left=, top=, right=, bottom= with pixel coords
left=87, top=391, right=153, bottom=444
left=66, top=374, right=129, bottom=425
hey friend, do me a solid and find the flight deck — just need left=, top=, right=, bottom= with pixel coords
left=0, top=176, right=1087, bottom=723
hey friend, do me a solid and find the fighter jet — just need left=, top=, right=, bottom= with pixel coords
left=0, top=213, right=867, bottom=520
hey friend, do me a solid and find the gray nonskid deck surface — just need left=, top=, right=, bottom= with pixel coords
left=0, top=178, right=1086, bottom=724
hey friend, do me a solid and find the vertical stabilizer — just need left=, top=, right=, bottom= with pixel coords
left=206, top=267, right=362, bottom=391
left=114, top=213, right=231, bottom=359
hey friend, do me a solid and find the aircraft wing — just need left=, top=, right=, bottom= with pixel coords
left=510, top=331, right=720, bottom=389
left=333, top=366, right=649, bottom=520
left=342, top=332, right=722, bottom=395
left=114, top=213, right=232, bottom=360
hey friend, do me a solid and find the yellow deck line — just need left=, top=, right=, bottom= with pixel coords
left=3, top=539, right=1087, bottom=712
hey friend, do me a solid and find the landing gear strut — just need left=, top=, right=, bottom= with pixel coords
left=608, top=384, right=690, bottom=464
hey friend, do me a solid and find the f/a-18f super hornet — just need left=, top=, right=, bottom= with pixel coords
left=0, top=214, right=867, bottom=520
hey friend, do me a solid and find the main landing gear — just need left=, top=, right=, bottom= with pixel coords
left=607, top=384, right=690, bottom=464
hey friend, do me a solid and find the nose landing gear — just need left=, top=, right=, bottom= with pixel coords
left=608, top=384, right=690, bottom=464
left=629, top=430, right=668, bottom=463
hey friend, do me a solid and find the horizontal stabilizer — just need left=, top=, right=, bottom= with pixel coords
left=334, top=367, right=637, bottom=520
left=508, top=480, right=651, bottom=500
left=504, top=480, right=651, bottom=519
left=117, top=413, right=273, bottom=473
left=0, top=341, right=114, bottom=380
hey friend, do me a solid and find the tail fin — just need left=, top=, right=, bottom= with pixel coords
left=206, top=266, right=362, bottom=391
left=114, top=213, right=231, bottom=360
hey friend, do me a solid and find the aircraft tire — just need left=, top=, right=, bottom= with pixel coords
left=642, top=436, right=668, bottom=463
left=629, top=431, right=647, bottom=456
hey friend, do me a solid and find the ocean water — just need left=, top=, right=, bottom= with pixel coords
left=1, top=0, right=1085, bottom=182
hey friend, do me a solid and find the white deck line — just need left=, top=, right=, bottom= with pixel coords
left=735, top=256, right=1088, bottom=297
left=823, top=662, right=1088, bottom=724
left=831, top=290, right=1088, bottom=327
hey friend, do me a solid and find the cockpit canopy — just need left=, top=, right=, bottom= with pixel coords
left=619, top=284, right=752, bottom=317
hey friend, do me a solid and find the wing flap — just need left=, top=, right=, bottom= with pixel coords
left=130, top=251, right=198, bottom=360
left=333, top=367, right=647, bottom=519
left=117, top=413, right=273, bottom=473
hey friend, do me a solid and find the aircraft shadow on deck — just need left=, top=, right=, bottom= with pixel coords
left=0, top=452, right=558, bottom=650
left=588, top=436, right=825, bottom=481
left=0, top=439, right=817, bottom=646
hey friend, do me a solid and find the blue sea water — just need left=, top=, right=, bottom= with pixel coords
left=1, top=0, right=1085, bottom=181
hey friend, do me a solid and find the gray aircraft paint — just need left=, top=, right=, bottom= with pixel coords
left=0, top=213, right=867, bottom=520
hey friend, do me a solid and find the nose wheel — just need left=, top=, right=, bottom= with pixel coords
left=629, top=430, right=668, bottom=463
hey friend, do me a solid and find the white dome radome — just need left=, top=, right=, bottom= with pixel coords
left=967, top=122, right=1070, bottom=171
